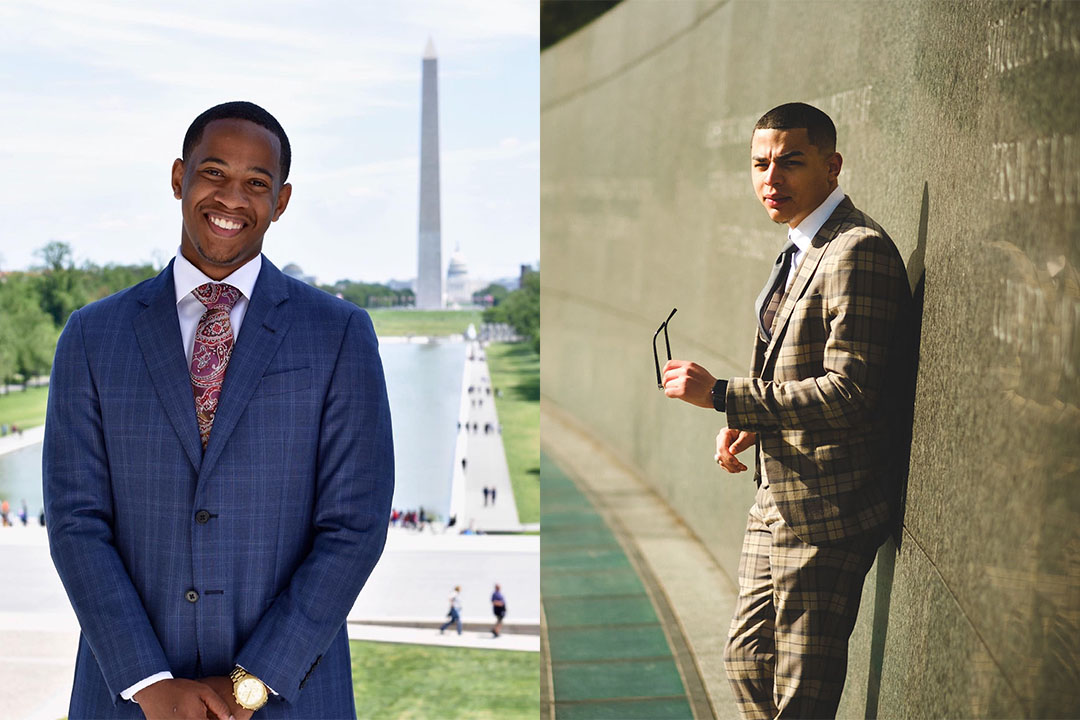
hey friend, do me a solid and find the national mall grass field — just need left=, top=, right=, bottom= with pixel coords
left=351, top=640, right=539, bottom=719
left=367, top=308, right=482, bottom=338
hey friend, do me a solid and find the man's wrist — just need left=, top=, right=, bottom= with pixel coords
left=711, top=378, right=728, bottom=412
left=123, top=671, right=174, bottom=702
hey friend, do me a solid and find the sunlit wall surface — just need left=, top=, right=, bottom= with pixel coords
left=541, top=1, right=1080, bottom=716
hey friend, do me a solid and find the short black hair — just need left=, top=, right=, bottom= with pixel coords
left=753, top=102, right=836, bottom=154
left=182, top=101, right=291, bottom=183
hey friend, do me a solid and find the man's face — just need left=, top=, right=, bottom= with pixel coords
left=171, top=118, right=292, bottom=280
left=750, top=128, right=841, bottom=229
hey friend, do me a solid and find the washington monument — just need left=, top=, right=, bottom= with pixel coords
left=416, top=37, right=443, bottom=309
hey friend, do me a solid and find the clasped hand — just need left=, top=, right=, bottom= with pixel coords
left=134, top=676, right=254, bottom=720
left=715, top=427, right=756, bottom=473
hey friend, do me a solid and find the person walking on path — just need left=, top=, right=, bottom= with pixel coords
left=491, top=584, right=506, bottom=638
left=662, top=102, right=913, bottom=718
left=439, top=586, right=463, bottom=635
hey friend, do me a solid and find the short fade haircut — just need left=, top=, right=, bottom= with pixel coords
left=182, top=101, right=292, bottom=183
left=753, top=102, right=836, bottom=155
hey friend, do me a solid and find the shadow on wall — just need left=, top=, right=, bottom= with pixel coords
left=864, top=181, right=929, bottom=719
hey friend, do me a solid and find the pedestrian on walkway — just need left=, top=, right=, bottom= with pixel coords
left=483, top=487, right=490, bottom=506
left=462, top=457, right=467, bottom=473
left=1, top=499, right=9, bottom=527
left=439, top=585, right=463, bottom=635
left=490, top=487, right=497, bottom=506
left=491, top=584, right=506, bottom=637
left=18, top=499, right=28, bottom=526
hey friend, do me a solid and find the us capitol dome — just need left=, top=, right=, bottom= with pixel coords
left=445, top=248, right=471, bottom=307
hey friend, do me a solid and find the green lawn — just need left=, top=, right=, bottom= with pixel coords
left=368, top=309, right=483, bottom=338
left=351, top=640, right=538, bottom=719
left=485, top=343, right=539, bottom=525
left=0, top=385, right=49, bottom=430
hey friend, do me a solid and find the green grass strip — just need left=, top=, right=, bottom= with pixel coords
left=368, top=309, right=482, bottom=338
left=351, top=640, right=539, bottom=719
left=485, top=342, right=539, bottom=524
left=0, top=385, right=48, bottom=430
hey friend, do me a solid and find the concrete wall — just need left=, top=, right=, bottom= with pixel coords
left=540, top=1, right=1080, bottom=717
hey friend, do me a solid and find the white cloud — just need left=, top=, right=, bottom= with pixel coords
left=0, top=0, right=538, bottom=283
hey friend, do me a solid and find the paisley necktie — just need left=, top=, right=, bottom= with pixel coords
left=190, top=282, right=241, bottom=449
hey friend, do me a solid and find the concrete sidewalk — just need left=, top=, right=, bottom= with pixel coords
left=348, top=622, right=538, bottom=652
left=541, top=402, right=740, bottom=719
left=0, top=424, right=45, bottom=457
left=450, top=340, right=522, bottom=532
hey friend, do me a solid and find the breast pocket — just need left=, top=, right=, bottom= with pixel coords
left=253, top=367, right=312, bottom=398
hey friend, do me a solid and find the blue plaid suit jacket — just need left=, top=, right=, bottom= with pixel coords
left=43, top=257, right=394, bottom=719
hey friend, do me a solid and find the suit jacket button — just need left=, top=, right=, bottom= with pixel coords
left=185, top=590, right=199, bottom=603
left=195, top=510, right=211, bottom=524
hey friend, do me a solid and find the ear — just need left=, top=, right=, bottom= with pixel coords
left=271, top=182, right=292, bottom=222
left=171, top=159, right=184, bottom=199
left=827, top=151, right=843, bottom=181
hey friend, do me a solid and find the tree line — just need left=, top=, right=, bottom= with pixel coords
left=482, top=270, right=540, bottom=353
left=0, top=241, right=539, bottom=389
left=318, top=279, right=414, bottom=308
left=0, top=242, right=159, bottom=390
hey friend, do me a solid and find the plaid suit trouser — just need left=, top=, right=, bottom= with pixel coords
left=724, top=482, right=877, bottom=719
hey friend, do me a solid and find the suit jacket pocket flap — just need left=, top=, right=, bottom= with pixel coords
left=255, top=367, right=311, bottom=397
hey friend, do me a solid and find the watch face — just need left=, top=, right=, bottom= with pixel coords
left=237, top=677, right=267, bottom=707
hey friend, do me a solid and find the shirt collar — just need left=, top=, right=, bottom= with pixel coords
left=787, top=185, right=846, bottom=252
left=173, top=248, right=262, bottom=305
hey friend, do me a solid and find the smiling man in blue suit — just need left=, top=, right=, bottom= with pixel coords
left=43, top=101, right=394, bottom=720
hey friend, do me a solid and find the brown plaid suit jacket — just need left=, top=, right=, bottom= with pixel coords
left=725, top=197, right=913, bottom=546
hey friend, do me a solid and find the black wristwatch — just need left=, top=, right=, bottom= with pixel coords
left=711, top=378, right=728, bottom=412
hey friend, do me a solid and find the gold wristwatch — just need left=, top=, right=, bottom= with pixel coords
left=230, top=665, right=269, bottom=711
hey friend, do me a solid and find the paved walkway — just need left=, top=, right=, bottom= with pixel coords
left=450, top=341, right=521, bottom=532
left=350, top=528, right=539, bottom=626
left=0, top=423, right=45, bottom=457
left=541, top=403, right=740, bottom=720
left=348, top=622, right=538, bottom=652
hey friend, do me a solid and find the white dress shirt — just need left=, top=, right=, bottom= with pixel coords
left=785, top=184, right=845, bottom=290
left=120, top=248, right=262, bottom=702
left=173, top=249, right=262, bottom=364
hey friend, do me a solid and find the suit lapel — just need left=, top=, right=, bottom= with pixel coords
left=199, top=258, right=292, bottom=479
left=133, top=261, right=203, bottom=473
left=764, top=197, right=855, bottom=361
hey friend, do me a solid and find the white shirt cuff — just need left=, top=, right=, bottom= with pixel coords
left=121, top=671, right=174, bottom=702
left=236, top=664, right=277, bottom=695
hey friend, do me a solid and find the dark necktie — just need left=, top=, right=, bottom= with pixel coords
left=190, top=283, right=241, bottom=449
left=755, top=240, right=798, bottom=342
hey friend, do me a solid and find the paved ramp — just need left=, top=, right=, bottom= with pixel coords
left=451, top=341, right=521, bottom=532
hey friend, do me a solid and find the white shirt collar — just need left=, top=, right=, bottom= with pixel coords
left=173, top=248, right=262, bottom=305
left=787, top=185, right=846, bottom=252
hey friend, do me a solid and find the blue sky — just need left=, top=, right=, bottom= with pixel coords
left=0, top=0, right=538, bottom=285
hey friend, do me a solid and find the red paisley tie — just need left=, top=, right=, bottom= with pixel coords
left=190, top=282, right=241, bottom=449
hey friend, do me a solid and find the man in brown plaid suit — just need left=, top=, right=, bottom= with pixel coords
left=663, top=102, right=913, bottom=718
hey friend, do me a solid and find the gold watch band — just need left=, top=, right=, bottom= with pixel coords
left=231, top=666, right=268, bottom=711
